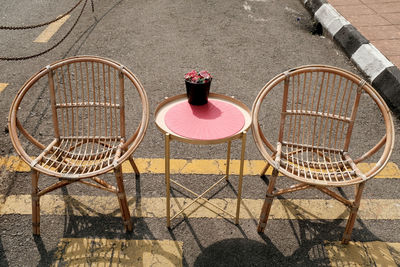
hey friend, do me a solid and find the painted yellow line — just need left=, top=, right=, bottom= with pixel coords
left=1, top=156, right=400, bottom=178
left=1, top=195, right=400, bottom=220
left=52, top=238, right=183, bottom=266
left=34, top=15, right=70, bottom=43
left=0, top=83, right=8, bottom=92
left=326, top=241, right=400, bottom=266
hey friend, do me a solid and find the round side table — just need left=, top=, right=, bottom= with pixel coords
left=155, top=93, right=251, bottom=227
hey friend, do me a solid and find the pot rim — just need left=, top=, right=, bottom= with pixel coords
left=185, top=78, right=212, bottom=84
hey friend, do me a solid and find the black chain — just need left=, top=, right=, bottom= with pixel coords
left=0, top=0, right=89, bottom=61
left=0, top=0, right=84, bottom=30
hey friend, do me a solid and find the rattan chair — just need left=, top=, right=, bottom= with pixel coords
left=8, top=56, right=149, bottom=235
left=251, top=65, right=394, bottom=244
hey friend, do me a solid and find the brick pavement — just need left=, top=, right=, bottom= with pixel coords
left=329, top=0, right=400, bottom=68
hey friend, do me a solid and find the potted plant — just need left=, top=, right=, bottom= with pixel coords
left=184, top=70, right=212, bottom=105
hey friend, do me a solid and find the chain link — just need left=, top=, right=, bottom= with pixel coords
left=0, top=0, right=89, bottom=61
left=0, top=0, right=84, bottom=30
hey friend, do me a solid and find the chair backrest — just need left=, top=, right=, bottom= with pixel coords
left=251, top=65, right=394, bottom=180
left=8, top=56, right=149, bottom=177
left=277, top=66, right=365, bottom=153
left=47, top=57, right=128, bottom=141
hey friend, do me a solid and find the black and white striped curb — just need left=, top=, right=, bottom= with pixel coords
left=302, top=0, right=400, bottom=113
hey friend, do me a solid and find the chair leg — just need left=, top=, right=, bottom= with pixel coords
left=257, top=168, right=278, bottom=232
left=114, top=165, right=133, bottom=232
left=261, top=153, right=276, bottom=176
left=31, top=170, right=40, bottom=235
left=128, top=156, right=140, bottom=177
left=261, top=162, right=270, bottom=176
left=342, top=182, right=366, bottom=244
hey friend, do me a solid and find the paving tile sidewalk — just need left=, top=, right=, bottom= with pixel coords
left=303, top=0, right=400, bottom=113
left=329, top=0, right=400, bottom=68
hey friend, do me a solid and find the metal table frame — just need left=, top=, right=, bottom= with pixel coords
left=155, top=93, right=252, bottom=227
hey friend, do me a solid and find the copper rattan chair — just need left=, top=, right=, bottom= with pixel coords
left=251, top=65, right=394, bottom=244
left=8, top=56, right=149, bottom=235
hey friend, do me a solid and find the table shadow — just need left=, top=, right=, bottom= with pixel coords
left=193, top=209, right=385, bottom=267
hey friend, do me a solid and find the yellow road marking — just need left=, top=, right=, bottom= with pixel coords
left=52, top=238, right=183, bottom=266
left=387, top=243, right=400, bottom=266
left=34, top=15, right=70, bottom=43
left=0, top=83, right=8, bottom=92
left=1, top=156, right=400, bottom=178
left=1, top=195, right=400, bottom=220
left=326, top=241, right=400, bottom=266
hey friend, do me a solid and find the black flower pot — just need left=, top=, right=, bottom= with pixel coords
left=185, top=80, right=212, bottom=105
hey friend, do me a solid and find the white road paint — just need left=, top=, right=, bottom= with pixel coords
left=243, top=2, right=252, bottom=11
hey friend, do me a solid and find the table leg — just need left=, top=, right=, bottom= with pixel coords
left=225, top=140, right=231, bottom=181
left=165, top=133, right=171, bottom=228
left=235, top=131, right=247, bottom=224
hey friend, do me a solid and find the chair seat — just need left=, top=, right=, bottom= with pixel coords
left=278, top=143, right=364, bottom=185
left=34, top=137, right=122, bottom=178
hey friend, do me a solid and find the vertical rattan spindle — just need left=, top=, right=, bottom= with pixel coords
left=47, top=66, right=60, bottom=141
left=278, top=72, right=290, bottom=143
left=119, top=66, right=126, bottom=141
left=343, top=80, right=365, bottom=152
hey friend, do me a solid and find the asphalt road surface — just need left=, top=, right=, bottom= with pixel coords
left=0, top=0, right=400, bottom=266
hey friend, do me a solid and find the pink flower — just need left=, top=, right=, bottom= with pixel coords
left=185, top=69, right=212, bottom=83
left=199, top=70, right=211, bottom=79
left=185, top=70, right=197, bottom=78
left=192, top=76, right=200, bottom=83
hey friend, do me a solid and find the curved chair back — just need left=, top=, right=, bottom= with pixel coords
left=9, top=56, right=149, bottom=179
left=252, top=65, right=394, bottom=185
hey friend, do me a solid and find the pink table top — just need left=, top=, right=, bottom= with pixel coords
left=164, top=99, right=245, bottom=140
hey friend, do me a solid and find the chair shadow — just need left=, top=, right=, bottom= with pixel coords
left=32, top=159, right=165, bottom=265
left=165, top=176, right=384, bottom=266
left=191, top=175, right=383, bottom=267
left=33, top=174, right=386, bottom=267
left=34, top=177, right=184, bottom=266
left=193, top=217, right=382, bottom=267
left=0, top=236, right=8, bottom=266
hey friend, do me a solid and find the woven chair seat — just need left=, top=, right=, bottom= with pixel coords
left=33, top=137, right=123, bottom=178
left=278, top=145, right=363, bottom=185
